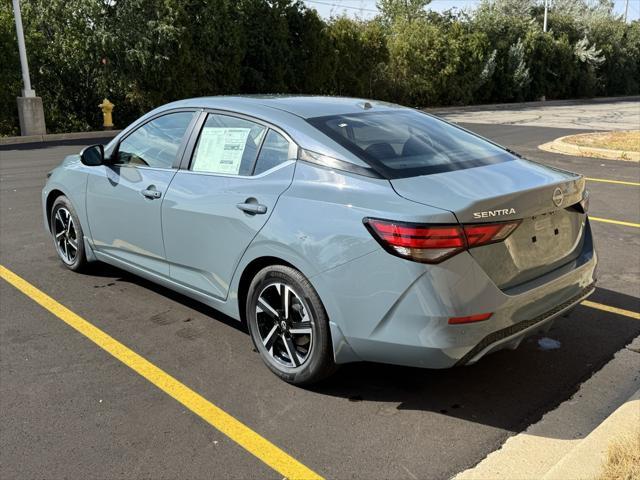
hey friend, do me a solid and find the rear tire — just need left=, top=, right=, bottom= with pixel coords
left=50, top=196, right=88, bottom=272
left=246, top=265, right=337, bottom=385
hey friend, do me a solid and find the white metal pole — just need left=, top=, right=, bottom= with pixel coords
left=624, top=0, right=629, bottom=22
left=543, top=0, right=548, bottom=32
left=12, top=0, right=35, bottom=97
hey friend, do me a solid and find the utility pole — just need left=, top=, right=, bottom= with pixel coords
left=624, top=0, right=629, bottom=23
left=12, top=0, right=46, bottom=136
left=543, top=0, right=549, bottom=32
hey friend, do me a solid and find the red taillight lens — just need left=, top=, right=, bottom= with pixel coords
left=448, top=312, right=493, bottom=325
left=364, top=218, right=520, bottom=264
left=580, top=190, right=589, bottom=213
left=364, top=219, right=466, bottom=263
left=463, top=222, right=520, bottom=247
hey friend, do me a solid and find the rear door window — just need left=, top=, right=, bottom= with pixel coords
left=191, top=114, right=267, bottom=175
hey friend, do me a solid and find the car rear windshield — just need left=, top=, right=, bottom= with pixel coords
left=307, top=109, right=515, bottom=178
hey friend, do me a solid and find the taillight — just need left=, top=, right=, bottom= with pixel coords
left=579, top=190, right=589, bottom=213
left=448, top=313, right=493, bottom=325
left=463, top=222, right=520, bottom=247
left=364, top=219, right=465, bottom=263
left=568, top=189, right=590, bottom=214
left=364, top=218, right=520, bottom=264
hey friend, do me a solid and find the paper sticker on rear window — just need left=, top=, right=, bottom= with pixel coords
left=192, top=127, right=251, bottom=174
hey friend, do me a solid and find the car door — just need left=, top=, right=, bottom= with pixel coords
left=162, top=111, right=297, bottom=300
left=86, top=110, right=197, bottom=276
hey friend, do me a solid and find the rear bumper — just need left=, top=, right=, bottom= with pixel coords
left=312, top=219, right=597, bottom=368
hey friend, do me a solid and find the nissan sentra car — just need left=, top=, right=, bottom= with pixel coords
left=42, top=96, right=597, bottom=384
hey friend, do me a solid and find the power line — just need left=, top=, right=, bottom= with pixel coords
left=303, top=0, right=482, bottom=14
left=303, top=0, right=379, bottom=13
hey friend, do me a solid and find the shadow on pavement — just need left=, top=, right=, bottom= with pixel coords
left=312, top=286, right=639, bottom=436
left=78, top=262, right=249, bottom=335
left=77, top=261, right=639, bottom=439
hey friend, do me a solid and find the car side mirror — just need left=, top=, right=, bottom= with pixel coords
left=80, top=144, right=104, bottom=166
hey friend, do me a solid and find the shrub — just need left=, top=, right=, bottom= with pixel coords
left=0, top=0, right=637, bottom=135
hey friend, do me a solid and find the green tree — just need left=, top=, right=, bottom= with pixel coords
left=377, top=0, right=431, bottom=25
left=386, top=17, right=490, bottom=106
left=237, top=0, right=291, bottom=92
left=587, top=17, right=640, bottom=95
left=283, top=3, right=333, bottom=93
left=1, top=0, right=638, bottom=136
left=507, top=38, right=531, bottom=100
left=169, top=0, right=244, bottom=99
left=327, top=16, right=388, bottom=98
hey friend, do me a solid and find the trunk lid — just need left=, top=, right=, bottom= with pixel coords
left=390, top=159, right=588, bottom=289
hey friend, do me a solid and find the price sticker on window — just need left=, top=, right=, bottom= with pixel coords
left=192, top=127, right=251, bottom=174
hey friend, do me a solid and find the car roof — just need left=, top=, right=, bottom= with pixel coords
left=109, top=96, right=410, bottom=170
left=164, top=95, right=405, bottom=119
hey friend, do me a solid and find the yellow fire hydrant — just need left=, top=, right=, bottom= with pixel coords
left=99, top=98, right=114, bottom=130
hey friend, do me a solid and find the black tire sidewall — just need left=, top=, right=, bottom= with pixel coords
left=246, top=265, right=335, bottom=385
left=51, top=196, right=86, bottom=271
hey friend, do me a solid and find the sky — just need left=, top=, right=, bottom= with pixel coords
left=302, top=0, right=640, bottom=21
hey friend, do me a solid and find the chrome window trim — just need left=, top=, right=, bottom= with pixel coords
left=176, top=159, right=296, bottom=180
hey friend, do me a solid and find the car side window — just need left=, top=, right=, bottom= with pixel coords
left=191, top=114, right=267, bottom=175
left=115, top=111, right=195, bottom=169
left=253, top=130, right=291, bottom=175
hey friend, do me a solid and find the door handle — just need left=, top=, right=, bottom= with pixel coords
left=141, top=187, right=162, bottom=199
left=236, top=201, right=267, bottom=215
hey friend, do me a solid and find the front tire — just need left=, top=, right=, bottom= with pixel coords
left=50, top=195, right=87, bottom=272
left=246, top=265, right=336, bottom=385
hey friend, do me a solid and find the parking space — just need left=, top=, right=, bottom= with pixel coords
left=0, top=280, right=278, bottom=479
left=1, top=122, right=639, bottom=479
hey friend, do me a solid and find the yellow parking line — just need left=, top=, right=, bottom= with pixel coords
left=590, top=216, right=640, bottom=228
left=585, top=177, right=640, bottom=187
left=0, top=265, right=323, bottom=480
left=582, top=300, right=640, bottom=320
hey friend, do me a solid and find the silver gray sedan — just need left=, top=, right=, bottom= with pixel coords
left=42, top=96, right=597, bottom=384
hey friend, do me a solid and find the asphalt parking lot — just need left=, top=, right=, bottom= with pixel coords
left=1, top=110, right=639, bottom=479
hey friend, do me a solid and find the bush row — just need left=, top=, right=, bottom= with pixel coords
left=1, top=0, right=638, bottom=135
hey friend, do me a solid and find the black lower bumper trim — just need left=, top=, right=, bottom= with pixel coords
left=456, top=284, right=596, bottom=366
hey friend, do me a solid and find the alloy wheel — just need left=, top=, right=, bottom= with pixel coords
left=256, top=283, right=314, bottom=368
left=53, top=207, right=78, bottom=265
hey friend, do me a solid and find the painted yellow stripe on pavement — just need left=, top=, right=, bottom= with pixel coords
left=585, top=177, right=640, bottom=187
left=582, top=300, right=640, bottom=320
left=0, top=265, right=323, bottom=480
left=590, top=216, right=640, bottom=228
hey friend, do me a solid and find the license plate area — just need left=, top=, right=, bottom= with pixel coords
left=530, top=212, right=562, bottom=244
left=468, top=209, right=586, bottom=289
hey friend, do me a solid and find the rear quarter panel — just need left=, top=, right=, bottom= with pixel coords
left=229, top=161, right=456, bottom=321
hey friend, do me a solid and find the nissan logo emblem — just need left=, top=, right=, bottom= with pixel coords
left=552, top=187, right=564, bottom=207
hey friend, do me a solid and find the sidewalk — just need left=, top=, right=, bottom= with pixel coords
left=2, top=95, right=638, bottom=146
left=455, top=335, right=640, bottom=480
left=0, top=129, right=121, bottom=146
left=543, top=389, right=639, bottom=480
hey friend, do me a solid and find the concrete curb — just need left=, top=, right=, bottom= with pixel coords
left=454, top=335, right=640, bottom=480
left=542, top=389, right=640, bottom=480
left=0, top=129, right=121, bottom=146
left=426, top=95, right=640, bottom=114
left=539, top=133, right=640, bottom=162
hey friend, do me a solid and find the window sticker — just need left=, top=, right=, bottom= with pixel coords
left=192, top=127, right=251, bottom=174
